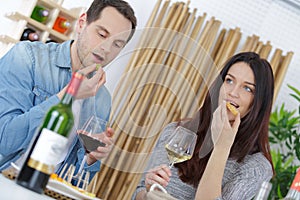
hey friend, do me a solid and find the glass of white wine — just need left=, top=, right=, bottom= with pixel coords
left=165, top=126, right=197, bottom=168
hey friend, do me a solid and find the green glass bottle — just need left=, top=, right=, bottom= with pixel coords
left=16, top=71, right=84, bottom=194
left=30, top=5, right=49, bottom=23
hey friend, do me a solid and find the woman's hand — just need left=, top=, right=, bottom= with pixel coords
left=86, top=127, right=114, bottom=165
left=211, top=101, right=241, bottom=149
left=145, top=164, right=172, bottom=190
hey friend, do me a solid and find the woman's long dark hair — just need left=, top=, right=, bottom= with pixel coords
left=175, top=52, right=275, bottom=187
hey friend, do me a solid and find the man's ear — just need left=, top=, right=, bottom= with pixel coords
left=76, top=13, right=87, bottom=32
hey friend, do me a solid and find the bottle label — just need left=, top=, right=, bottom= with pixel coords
left=28, top=128, right=68, bottom=174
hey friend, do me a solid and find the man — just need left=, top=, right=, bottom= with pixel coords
left=0, top=0, right=137, bottom=181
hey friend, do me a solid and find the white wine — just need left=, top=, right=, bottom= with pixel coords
left=165, top=144, right=192, bottom=164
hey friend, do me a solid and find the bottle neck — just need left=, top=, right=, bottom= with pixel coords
left=39, top=9, right=49, bottom=17
left=61, top=93, right=73, bottom=106
left=61, top=72, right=84, bottom=105
left=61, top=21, right=71, bottom=28
left=28, top=33, right=39, bottom=41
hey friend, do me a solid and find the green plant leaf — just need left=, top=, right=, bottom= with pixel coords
left=269, top=84, right=300, bottom=199
left=288, top=84, right=300, bottom=103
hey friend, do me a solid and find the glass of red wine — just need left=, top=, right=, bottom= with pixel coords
left=74, top=115, right=107, bottom=179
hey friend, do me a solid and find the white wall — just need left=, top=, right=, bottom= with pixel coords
left=0, top=0, right=299, bottom=112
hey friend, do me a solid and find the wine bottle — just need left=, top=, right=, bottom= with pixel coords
left=283, top=168, right=300, bottom=199
left=30, top=5, right=49, bottom=23
left=20, top=28, right=39, bottom=42
left=53, top=16, right=71, bottom=34
left=16, top=71, right=84, bottom=194
left=253, top=181, right=272, bottom=200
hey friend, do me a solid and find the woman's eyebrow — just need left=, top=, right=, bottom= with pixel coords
left=227, top=73, right=256, bottom=86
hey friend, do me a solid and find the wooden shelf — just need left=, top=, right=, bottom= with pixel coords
left=6, top=12, right=48, bottom=30
left=38, top=0, right=79, bottom=19
left=0, top=35, right=18, bottom=44
left=0, top=0, right=84, bottom=46
left=6, top=11, right=70, bottom=41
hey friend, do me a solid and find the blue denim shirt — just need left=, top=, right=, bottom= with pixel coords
left=0, top=40, right=112, bottom=180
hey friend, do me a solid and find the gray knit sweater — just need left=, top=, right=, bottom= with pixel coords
left=132, top=122, right=273, bottom=200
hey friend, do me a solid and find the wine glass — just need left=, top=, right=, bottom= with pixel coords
left=75, top=115, right=107, bottom=178
left=165, top=126, right=197, bottom=168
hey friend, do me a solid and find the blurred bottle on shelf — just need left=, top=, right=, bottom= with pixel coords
left=30, top=5, right=49, bottom=24
left=20, top=28, right=39, bottom=42
left=282, top=168, right=300, bottom=199
left=53, top=16, right=71, bottom=34
left=253, top=181, right=272, bottom=200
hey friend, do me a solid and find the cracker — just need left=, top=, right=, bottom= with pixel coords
left=226, top=102, right=238, bottom=116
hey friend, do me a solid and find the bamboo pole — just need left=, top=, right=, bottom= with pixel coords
left=94, top=1, right=195, bottom=200
left=181, top=20, right=222, bottom=114
left=241, top=35, right=253, bottom=52
left=123, top=1, right=189, bottom=139
left=109, top=0, right=179, bottom=141
left=274, top=51, right=294, bottom=100
left=254, top=41, right=263, bottom=54
left=270, top=48, right=283, bottom=75
left=91, top=1, right=169, bottom=197
left=116, top=2, right=191, bottom=197
left=125, top=0, right=164, bottom=71
left=110, top=0, right=172, bottom=117
left=214, top=27, right=241, bottom=70
left=259, top=41, right=272, bottom=59
left=211, top=28, right=226, bottom=60
left=151, top=17, right=215, bottom=121
left=241, top=34, right=259, bottom=52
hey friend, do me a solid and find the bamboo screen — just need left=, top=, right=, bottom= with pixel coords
left=90, top=0, right=293, bottom=199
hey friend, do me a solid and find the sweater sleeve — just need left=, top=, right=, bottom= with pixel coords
left=219, top=153, right=273, bottom=200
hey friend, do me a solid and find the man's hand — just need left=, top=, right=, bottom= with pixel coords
left=57, top=64, right=106, bottom=100
left=86, top=127, right=114, bottom=165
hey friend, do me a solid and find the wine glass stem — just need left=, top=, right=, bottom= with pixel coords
left=77, top=154, right=87, bottom=176
left=169, top=162, right=174, bottom=169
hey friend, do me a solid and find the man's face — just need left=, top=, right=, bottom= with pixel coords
left=76, top=6, right=132, bottom=69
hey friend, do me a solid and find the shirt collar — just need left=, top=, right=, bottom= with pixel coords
left=55, top=40, right=74, bottom=69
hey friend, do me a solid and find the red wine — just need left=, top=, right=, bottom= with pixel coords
left=78, top=133, right=106, bottom=154
left=16, top=72, right=84, bottom=194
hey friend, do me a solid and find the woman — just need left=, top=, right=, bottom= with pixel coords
left=132, top=52, right=275, bottom=200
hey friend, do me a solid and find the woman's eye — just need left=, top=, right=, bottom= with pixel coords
left=244, top=86, right=253, bottom=93
left=225, top=78, right=233, bottom=84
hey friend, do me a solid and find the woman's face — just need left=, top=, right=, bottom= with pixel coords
left=218, top=62, right=255, bottom=120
